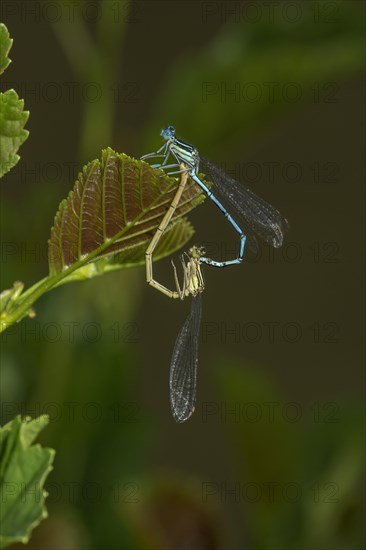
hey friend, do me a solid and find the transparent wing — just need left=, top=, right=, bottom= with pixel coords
left=169, top=293, right=202, bottom=423
left=200, top=156, right=289, bottom=252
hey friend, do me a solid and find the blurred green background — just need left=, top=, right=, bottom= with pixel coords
left=1, top=1, right=365, bottom=549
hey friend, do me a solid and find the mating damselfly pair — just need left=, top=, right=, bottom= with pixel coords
left=141, top=126, right=288, bottom=422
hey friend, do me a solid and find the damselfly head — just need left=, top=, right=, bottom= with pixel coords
left=188, top=245, right=205, bottom=259
left=161, top=125, right=176, bottom=141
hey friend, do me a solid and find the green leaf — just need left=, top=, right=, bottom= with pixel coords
left=0, top=90, right=29, bottom=177
left=1, top=149, right=206, bottom=331
left=0, top=23, right=12, bottom=75
left=59, top=217, right=196, bottom=284
left=0, top=415, right=55, bottom=549
left=0, top=25, right=30, bottom=177
left=48, top=148, right=205, bottom=282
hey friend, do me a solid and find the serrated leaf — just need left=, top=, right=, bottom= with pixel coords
left=0, top=415, right=55, bottom=549
left=0, top=90, right=29, bottom=177
left=0, top=24, right=12, bottom=75
left=48, top=148, right=205, bottom=280
left=58, top=217, right=195, bottom=284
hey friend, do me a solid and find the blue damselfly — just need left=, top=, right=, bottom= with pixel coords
left=141, top=126, right=288, bottom=267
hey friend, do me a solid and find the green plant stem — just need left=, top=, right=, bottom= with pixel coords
left=1, top=276, right=55, bottom=331
left=1, top=226, right=131, bottom=331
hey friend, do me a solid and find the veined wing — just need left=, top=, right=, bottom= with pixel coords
left=200, top=156, right=288, bottom=252
left=169, top=293, right=202, bottom=423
